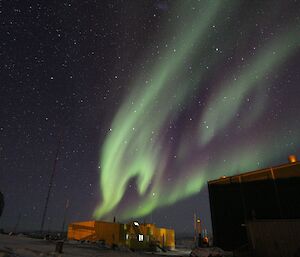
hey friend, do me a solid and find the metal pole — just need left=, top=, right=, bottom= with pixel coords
left=193, top=213, right=197, bottom=246
left=61, top=199, right=69, bottom=232
left=40, top=132, right=63, bottom=233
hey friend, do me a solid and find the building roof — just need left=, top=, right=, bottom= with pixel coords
left=208, top=159, right=300, bottom=185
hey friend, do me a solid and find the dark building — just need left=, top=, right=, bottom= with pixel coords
left=208, top=155, right=300, bottom=251
left=0, top=191, right=4, bottom=217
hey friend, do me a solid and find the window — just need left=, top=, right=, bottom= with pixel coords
left=138, top=234, right=143, bottom=242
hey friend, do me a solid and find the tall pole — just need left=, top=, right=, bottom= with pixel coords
left=193, top=213, right=197, bottom=246
left=197, top=218, right=202, bottom=247
left=61, top=199, right=69, bottom=232
left=40, top=132, right=63, bottom=233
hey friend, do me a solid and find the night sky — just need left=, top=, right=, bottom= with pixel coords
left=1, top=0, right=299, bottom=235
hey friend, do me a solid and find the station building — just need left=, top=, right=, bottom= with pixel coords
left=68, top=220, right=175, bottom=250
left=208, top=155, right=300, bottom=253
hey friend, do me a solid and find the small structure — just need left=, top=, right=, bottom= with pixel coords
left=67, top=220, right=175, bottom=250
left=208, top=156, right=300, bottom=251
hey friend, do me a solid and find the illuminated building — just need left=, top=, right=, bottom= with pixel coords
left=67, top=220, right=175, bottom=250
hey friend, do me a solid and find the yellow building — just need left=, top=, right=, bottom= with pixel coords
left=67, top=220, right=124, bottom=246
left=67, top=220, right=175, bottom=250
left=139, top=223, right=175, bottom=250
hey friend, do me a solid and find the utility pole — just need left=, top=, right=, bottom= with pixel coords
left=193, top=213, right=202, bottom=247
left=40, top=131, right=63, bottom=233
left=61, top=199, right=69, bottom=232
left=196, top=218, right=202, bottom=247
left=193, top=213, right=197, bottom=246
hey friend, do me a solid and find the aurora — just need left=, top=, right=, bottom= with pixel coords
left=94, top=0, right=300, bottom=220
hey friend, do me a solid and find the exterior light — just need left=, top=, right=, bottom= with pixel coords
left=288, top=155, right=297, bottom=163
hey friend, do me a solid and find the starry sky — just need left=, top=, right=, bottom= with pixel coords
left=0, top=0, right=299, bottom=235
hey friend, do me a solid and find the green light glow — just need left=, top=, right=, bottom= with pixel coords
left=199, top=31, right=299, bottom=145
left=94, top=1, right=299, bottom=220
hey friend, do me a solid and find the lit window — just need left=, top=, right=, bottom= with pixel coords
left=138, top=234, right=143, bottom=242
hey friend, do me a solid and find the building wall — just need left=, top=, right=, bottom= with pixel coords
left=208, top=181, right=247, bottom=250
left=0, top=191, right=4, bottom=217
left=247, top=219, right=300, bottom=257
left=208, top=162, right=300, bottom=250
left=94, top=221, right=123, bottom=246
left=67, top=221, right=123, bottom=246
left=68, top=221, right=96, bottom=241
left=139, top=223, right=175, bottom=250
left=156, top=228, right=175, bottom=250
left=68, top=221, right=175, bottom=250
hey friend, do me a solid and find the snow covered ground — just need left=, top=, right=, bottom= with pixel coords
left=0, top=234, right=191, bottom=257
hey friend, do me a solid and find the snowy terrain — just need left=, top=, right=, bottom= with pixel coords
left=0, top=234, right=191, bottom=257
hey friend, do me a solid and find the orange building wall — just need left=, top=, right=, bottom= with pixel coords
left=68, top=221, right=96, bottom=241
left=67, top=221, right=123, bottom=246
left=68, top=221, right=175, bottom=250
left=94, top=221, right=124, bottom=245
left=140, top=223, right=175, bottom=250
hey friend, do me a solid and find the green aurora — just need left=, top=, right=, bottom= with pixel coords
left=94, top=1, right=300, bottom=220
